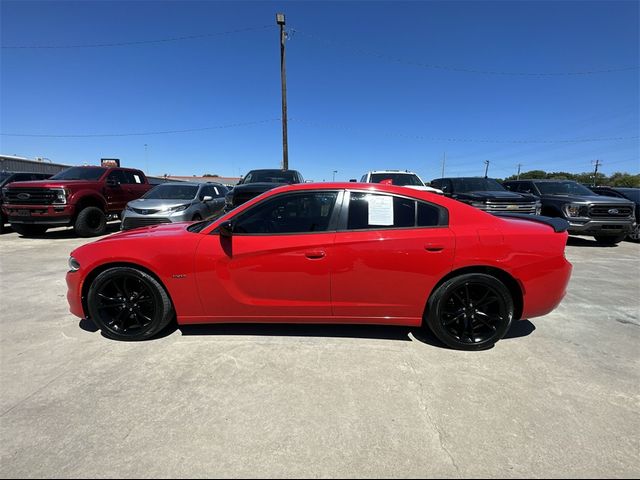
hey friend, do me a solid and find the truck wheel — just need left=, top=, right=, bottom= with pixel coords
left=74, top=207, right=107, bottom=237
left=12, top=224, right=49, bottom=237
left=594, top=234, right=626, bottom=246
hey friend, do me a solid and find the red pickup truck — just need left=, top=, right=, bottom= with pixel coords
left=2, top=166, right=152, bottom=237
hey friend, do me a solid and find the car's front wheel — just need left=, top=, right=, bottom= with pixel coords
left=87, top=267, right=174, bottom=341
left=74, top=206, right=107, bottom=237
left=594, top=234, right=626, bottom=246
left=425, top=273, right=514, bottom=350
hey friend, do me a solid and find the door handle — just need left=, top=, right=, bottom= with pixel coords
left=425, top=243, right=445, bottom=252
left=305, top=250, right=326, bottom=259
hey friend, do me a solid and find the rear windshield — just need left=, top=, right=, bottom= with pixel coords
left=369, top=173, right=424, bottom=186
left=50, top=167, right=107, bottom=181
left=536, top=181, right=596, bottom=196
left=143, top=185, right=199, bottom=200
left=451, top=178, right=505, bottom=192
left=242, top=170, right=299, bottom=184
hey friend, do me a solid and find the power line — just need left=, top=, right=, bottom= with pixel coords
left=289, top=118, right=639, bottom=144
left=1, top=25, right=275, bottom=49
left=0, top=119, right=280, bottom=138
left=292, top=29, right=639, bottom=76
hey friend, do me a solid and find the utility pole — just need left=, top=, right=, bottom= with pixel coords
left=144, top=144, right=149, bottom=174
left=441, top=152, right=446, bottom=178
left=332, top=170, right=337, bottom=182
left=483, top=160, right=490, bottom=178
left=592, top=159, right=602, bottom=186
left=516, top=163, right=522, bottom=180
left=276, top=12, right=289, bottom=170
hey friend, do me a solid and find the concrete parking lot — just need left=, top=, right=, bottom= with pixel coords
left=1, top=226, right=638, bottom=478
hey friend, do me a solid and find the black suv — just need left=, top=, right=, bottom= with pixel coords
left=589, top=186, right=639, bottom=242
left=0, top=171, right=52, bottom=233
left=430, top=177, right=540, bottom=214
left=225, top=169, right=304, bottom=210
left=503, top=180, right=635, bottom=245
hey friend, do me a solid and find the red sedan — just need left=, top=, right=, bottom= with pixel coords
left=66, top=183, right=572, bottom=350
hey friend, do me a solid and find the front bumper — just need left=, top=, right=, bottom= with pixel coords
left=566, top=218, right=633, bottom=235
left=4, top=204, right=75, bottom=226
left=66, top=270, right=85, bottom=319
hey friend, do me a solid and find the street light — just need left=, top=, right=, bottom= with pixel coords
left=332, top=170, right=338, bottom=182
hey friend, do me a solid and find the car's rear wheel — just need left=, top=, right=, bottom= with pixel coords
left=594, top=234, right=626, bottom=246
left=87, top=267, right=174, bottom=341
left=12, top=224, right=48, bottom=237
left=74, top=206, right=107, bottom=237
left=425, top=273, right=514, bottom=350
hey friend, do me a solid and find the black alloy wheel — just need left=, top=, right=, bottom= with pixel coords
left=87, top=267, right=174, bottom=340
left=426, top=273, right=514, bottom=350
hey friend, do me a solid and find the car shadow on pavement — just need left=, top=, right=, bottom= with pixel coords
left=567, top=236, right=617, bottom=247
left=14, top=222, right=121, bottom=239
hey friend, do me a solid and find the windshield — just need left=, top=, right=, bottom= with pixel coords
left=242, top=170, right=299, bottom=184
left=143, top=185, right=198, bottom=200
left=370, top=173, right=424, bottom=186
left=536, top=181, right=596, bottom=196
left=451, top=178, right=506, bottom=192
left=50, top=167, right=107, bottom=181
left=616, top=188, right=640, bottom=202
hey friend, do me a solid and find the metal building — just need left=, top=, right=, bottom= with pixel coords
left=0, top=155, right=69, bottom=175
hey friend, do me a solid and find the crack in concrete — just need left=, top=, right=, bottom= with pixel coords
left=405, top=355, right=460, bottom=474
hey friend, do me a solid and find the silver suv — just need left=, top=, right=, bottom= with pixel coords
left=121, top=182, right=227, bottom=230
left=360, top=170, right=443, bottom=194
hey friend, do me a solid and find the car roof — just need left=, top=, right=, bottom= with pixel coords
left=154, top=181, right=201, bottom=187
left=368, top=170, right=417, bottom=174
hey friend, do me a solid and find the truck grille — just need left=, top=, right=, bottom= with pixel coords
left=122, top=217, right=172, bottom=230
left=483, top=201, right=537, bottom=215
left=4, top=188, right=57, bottom=205
left=589, top=205, right=633, bottom=217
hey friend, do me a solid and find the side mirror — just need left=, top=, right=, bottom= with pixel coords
left=219, top=221, right=233, bottom=238
left=202, top=195, right=213, bottom=202
left=106, top=178, right=120, bottom=187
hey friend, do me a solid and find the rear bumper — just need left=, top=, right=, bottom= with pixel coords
left=4, top=204, right=75, bottom=226
left=518, top=255, right=573, bottom=320
left=567, top=218, right=633, bottom=235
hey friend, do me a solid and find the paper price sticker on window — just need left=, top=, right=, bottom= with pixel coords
left=368, top=195, right=394, bottom=226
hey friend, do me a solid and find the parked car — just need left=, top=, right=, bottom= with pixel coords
left=360, top=170, right=442, bottom=193
left=430, top=177, right=541, bottom=215
left=589, top=186, right=640, bottom=242
left=0, top=171, right=52, bottom=233
left=2, top=166, right=152, bottom=237
left=224, top=169, right=304, bottom=210
left=503, top=179, right=635, bottom=245
left=67, top=182, right=572, bottom=351
left=121, top=182, right=227, bottom=231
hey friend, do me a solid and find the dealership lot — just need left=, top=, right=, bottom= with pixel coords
left=0, top=228, right=638, bottom=478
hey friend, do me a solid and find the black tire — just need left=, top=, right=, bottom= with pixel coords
left=12, top=224, right=49, bottom=237
left=87, top=267, right=174, bottom=341
left=594, top=234, right=626, bottom=246
left=74, top=206, right=107, bottom=237
left=425, top=273, right=514, bottom=351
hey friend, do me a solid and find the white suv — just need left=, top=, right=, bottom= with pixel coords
left=360, top=170, right=443, bottom=194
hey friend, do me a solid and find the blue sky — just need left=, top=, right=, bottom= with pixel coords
left=1, top=0, right=638, bottom=181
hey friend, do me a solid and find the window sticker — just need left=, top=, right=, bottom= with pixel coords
left=367, top=195, right=394, bottom=225
left=133, top=174, right=141, bottom=183
left=214, top=187, right=219, bottom=195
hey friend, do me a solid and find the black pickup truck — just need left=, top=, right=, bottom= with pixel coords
left=225, top=169, right=304, bottom=210
left=503, top=179, right=635, bottom=245
left=430, top=177, right=541, bottom=215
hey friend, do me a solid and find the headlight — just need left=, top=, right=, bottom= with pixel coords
left=563, top=203, right=588, bottom=217
left=68, top=257, right=80, bottom=271
left=52, top=188, right=67, bottom=205
left=470, top=201, right=487, bottom=209
left=163, top=204, right=189, bottom=213
left=125, top=204, right=133, bottom=212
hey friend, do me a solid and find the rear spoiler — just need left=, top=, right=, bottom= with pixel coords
left=493, top=213, right=569, bottom=233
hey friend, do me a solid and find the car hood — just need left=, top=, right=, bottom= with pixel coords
left=127, top=198, right=193, bottom=210
left=455, top=190, right=533, bottom=201
left=541, top=194, right=634, bottom=204
left=102, top=222, right=192, bottom=240
left=3, top=179, right=101, bottom=189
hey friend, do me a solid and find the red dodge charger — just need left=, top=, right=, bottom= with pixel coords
left=66, top=183, right=572, bottom=350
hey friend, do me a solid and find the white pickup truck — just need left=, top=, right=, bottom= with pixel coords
left=359, top=170, right=443, bottom=194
